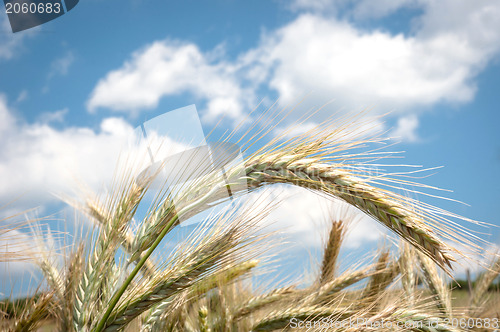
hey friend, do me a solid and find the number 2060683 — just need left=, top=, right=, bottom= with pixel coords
left=5, top=1, right=61, bottom=14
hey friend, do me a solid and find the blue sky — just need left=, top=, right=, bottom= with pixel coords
left=1, top=0, right=500, bottom=296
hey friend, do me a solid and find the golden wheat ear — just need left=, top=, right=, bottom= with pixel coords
left=319, top=219, right=347, bottom=284
left=469, top=254, right=500, bottom=315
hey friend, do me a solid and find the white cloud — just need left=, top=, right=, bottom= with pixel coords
left=87, top=41, right=253, bottom=122
left=0, top=95, right=135, bottom=212
left=48, top=51, right=75, bottom=78
left=0, top=15, right=33, bottom=60
left=390, top=114, right=419, bottom=142
left=0, top=94, right=16, bottom=133
left=349, top=0, right=419, bottom=20
left=255, top=11, right=492, bottom=113
left=242, top=185, right=386, bottom=250
left=288, top=0, right=338, bottom=12
left=87, top=1, right=500, bottom=131
left=37, top=108, right=68, bottom=124
left=16, top=90, right=28, bottom=103
left=0, top=96, right=210, bottom=222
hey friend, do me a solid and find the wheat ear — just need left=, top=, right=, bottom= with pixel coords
left=416, top=251, right=451, bottom=317
left=470, top=255, right=500, bottom=310
left=198, top=306, right=209, bottom=332
left=61, top=243, right=85, bottom=332
left=320, top=220, right=346, bottom=284
left=100, top=209, right=261, bottom=332
left=245, top=154, right=456, bottom=271
left=399, top=242, right=417, bottom=306
left=362, top=251, right=400, bottom=304
left=130, top=151, right=457, bottom=276
left=73, top=178, right=149, bottom=330
left=12, top=293, right=54, bottom=332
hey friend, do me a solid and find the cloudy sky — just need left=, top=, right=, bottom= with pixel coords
left=1, top=0, right=500, bottom=295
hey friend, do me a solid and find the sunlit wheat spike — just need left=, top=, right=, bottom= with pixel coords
left=416, top=251, right=451, bottom=317
left=11, top=292, right=54, bottom=332
left=140, top=294, right=186, bottom=332
left=399, top=242, right=417, bottom=306
left=73, top=174, right=151, bottom=330
left=61, top=243, right=85, bottom=332
left=362, top=251, right=400, bottom=305
left=244, top=154, right=457, bottom=271
left=198, top=306, right=209, bottom=332
left=86, top=199, right=156, bottom=277
left=320, top=220, right=346, bottom=284
left=470, top=255, right=500, bottom=310
left=29, top=225, right=64, bottom=300
left=191, top=259, right=259, bottom=296
left=132, top=147, right=459, bottom=276
left=100, top=208, right=264, bottom=332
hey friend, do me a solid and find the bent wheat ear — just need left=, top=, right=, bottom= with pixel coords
left=245, top=154, right=456, bottom=271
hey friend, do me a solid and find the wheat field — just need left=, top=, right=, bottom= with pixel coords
left=1, top=112, right=498, bottom=332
